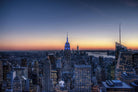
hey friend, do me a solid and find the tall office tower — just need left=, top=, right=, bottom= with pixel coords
left=6, top=71, right=16, bottom=92
left=42, top=58, right=51, bottom=92
left=56, top=58, right=62, bottom=81
left=64, top=33, right=71, bottom=62
left=24, top=79, right=29, bottom=92
left=115, top=51, right=135, bottom=80
left=3, top=61, right=11, bottom=81
left=33, top=60, right=39, bottom=74
left=21, top=58, right=27, bottom=67
left=32, top=60, right=39, bottom=85
left=77, top=45, right=79, bottom=51
left=63, top=33, right=71, bottom=72
left=51, top=70, right=58, bottom=86
left=115, top=24, right=128, bottom=60
left=115, top=42, right=127, bottom=60
left=48, top=54, right=56, bottom=69
left=0, top=60, right=3, bottom=82
left=0, top=60, right=2, bottom=92
left=74, top=65, right=92, bottom=92
left=28, top=62, right=32, bottom=79
left=95, top=65, right=102, bottom=83
left=13, top=76, right=22, bottom=92
left=132, top=52, right=138, bottom=74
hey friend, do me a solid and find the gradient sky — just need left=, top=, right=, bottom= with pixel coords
left=0, top=0, right=138, bottom=50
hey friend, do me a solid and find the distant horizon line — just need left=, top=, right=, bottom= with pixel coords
left=0, top=48, right=138, bottom=52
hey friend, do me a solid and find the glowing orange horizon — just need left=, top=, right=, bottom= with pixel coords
left=0, top=44, right=138, bottom=51
left=0, top=37, right=138, bottom=51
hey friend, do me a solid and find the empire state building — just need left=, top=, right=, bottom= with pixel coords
left=64, top=33, right=70, bottom=50
left=64, top=33, right=71, bottom=63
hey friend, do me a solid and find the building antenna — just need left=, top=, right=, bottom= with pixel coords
left=119, top=23, right=121, bottom=44
left=67, top=32, right=68, bottom=42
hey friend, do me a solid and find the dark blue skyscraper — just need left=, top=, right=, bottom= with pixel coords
left=64, top=33, right=70, bottom=50
left=64, top=33, right=71, bottom=62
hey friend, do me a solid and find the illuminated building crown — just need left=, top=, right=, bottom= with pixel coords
left=64, top=33, right=70, bottom=50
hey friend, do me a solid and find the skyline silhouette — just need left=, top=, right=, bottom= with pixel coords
left=0, top=0, right=138, bottom=50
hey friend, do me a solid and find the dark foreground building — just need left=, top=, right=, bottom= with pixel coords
left=101, top=80, right=133, bottom=92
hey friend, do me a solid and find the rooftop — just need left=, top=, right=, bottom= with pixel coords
left=74, top=65, right=91, bottom=68
left=121, top=72, right=138, bottom=79
left=102, top=80, right=132, bottom=89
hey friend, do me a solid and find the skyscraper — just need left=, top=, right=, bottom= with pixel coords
left=43, top=58, right=51, bottom=92
left=21, top=58, right=27, bottom=67
left=32, top=60, right=39, bottom=85
left=13, top=76, right=22, bottom=92
left=0, top=60, right=3, bottom=92
left=132, top=52, right=138, bottom=74
left=115, top=42, right=127, bottom=60
left=115, top=50, right=134, bottom=80
left=0, top=60, right=3, bottom=82
left=6, top=70, right=16, bottom=91
left=3, top=61, right=11, bottom=81
left=77, top=45, right=79, bottom=51
left=74, top=65, right=92, bottom=92
left=63, top=33, right=71, bottom=71
left=64, top=33, right=71, bottom=61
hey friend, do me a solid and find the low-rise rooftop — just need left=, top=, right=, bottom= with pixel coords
left=102, top=80, right=132, bottom=89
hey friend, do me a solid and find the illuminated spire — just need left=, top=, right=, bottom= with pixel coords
left=119, top=23, right=121, bottom=44
left=64, top=32, right=70, bottom=50
left=67, top=32, right=68, bottom=42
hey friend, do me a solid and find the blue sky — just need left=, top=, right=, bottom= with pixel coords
left=0, top=0, right=138, bottom=50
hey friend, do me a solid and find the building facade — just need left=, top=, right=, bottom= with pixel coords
left=74, top=65, right=92, bottom=92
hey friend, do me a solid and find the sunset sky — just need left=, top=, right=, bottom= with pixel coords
left=0, top=0, right=138, bottom=50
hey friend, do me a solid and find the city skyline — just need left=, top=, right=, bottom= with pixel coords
left=0, top=0, right=138, bottom=51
